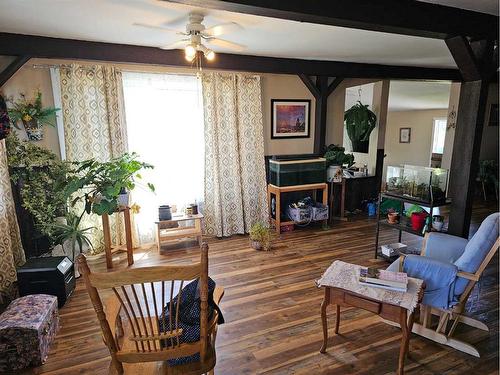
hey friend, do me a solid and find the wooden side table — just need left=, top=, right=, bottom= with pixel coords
left=102, top=206, right=134, bottom=269
left=320, top=286, right=424, bottom=375
left=155, top=213, right=204, bottom=251
left=267, top=183, right=328, bottom=235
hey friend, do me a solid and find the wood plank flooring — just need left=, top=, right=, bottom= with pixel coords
left=20, top=203, right=498, bottom=375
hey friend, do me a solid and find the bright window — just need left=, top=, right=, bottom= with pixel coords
left=432, top=118, right=447, bottom=154
left=122, top=72, right=204, bottom=243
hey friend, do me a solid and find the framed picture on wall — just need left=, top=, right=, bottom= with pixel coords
left=399, top=127, right=411, bottom=143
left=271, top=99, right=311, bottom=139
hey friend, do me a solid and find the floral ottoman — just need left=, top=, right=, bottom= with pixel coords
left=0, top=294, right=59, bottom=372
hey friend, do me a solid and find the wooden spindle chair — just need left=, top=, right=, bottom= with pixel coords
left=77, top=243, right=223, bottom=375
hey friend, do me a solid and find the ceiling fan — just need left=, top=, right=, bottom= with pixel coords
left=134, top=12, right=246, bottom=62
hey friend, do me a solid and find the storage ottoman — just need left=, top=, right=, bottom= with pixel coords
left=0, top=294, right=59, bottom=372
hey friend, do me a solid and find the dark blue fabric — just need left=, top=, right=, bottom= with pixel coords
left=403, top=255, right=457, bottom=309
left=158, top=277, right=223, bottom=366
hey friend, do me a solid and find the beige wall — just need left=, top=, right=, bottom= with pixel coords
left=261, top=74, right=315, bottom=155
left=480, top=83, right=499, bottom=161
left=1, top=58, right=318, bottom=157
left=1, top=61, right=61, bottom=157
left=384, top=109, right=448, bottom=171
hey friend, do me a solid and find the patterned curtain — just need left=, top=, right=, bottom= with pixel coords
left=201, top=73, right=268, bottom=237
left=0, top=139, right=25, bottom=301
left=59, top=64, right=130, bottom=253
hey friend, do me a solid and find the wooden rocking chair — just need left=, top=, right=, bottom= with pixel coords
left=388, top=212, right=499, bottom=357
left=77, top=243, right=224, bottom=375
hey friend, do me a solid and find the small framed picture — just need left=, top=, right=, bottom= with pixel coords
left=399, top=127, right=411, bottom=143
left=271, top=99, right=311, bottom=139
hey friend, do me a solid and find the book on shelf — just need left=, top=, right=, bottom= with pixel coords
left=359, top=268, right=408, bottom=292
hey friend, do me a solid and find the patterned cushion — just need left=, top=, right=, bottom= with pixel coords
left=0, top=294, right=59, bottom=372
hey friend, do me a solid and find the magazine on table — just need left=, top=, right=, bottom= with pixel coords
left=359, top=268, right=408, bottom=292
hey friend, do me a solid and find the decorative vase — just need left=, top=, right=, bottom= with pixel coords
left=117, top=189, right=129, bottom=208
left=327, top=165, right=342, bottom=182
left=250, top=240, right=262, bottom=250
left=432, top=215, right=444, bottom=231
left=411, top=212, right=427, bottom=231
left=387, top=212, right=399, bottom=224
left=351, top=139, right=369, bottom=153
left=22, top=119, right=43, bottom=141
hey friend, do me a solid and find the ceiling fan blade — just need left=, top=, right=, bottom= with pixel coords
left=159, top=39, right=190, bottom=50
left=206, top=38, right=246, bottom=52
left=203, top=22, right=242, bottom=37
left=133, top=22, right=186, bottom=35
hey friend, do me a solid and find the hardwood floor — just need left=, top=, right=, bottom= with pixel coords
left=21, top=203, right=498, bottom=375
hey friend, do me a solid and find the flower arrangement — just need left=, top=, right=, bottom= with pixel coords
left=7, top=90, right=60, bottom=141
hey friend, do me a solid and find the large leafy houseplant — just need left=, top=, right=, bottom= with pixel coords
left=323, top=144, right=355, bottom=167
left=65, top=152, right=155, bottom=216
left=344, top=101, right=377, bottom=153
left=7, top=90, right=60, bottom=141
left=6, top=132, right=69, bottom=241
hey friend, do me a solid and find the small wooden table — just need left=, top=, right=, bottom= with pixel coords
left=102, top=206, right=134, bottom=269
left=320, top=285, right=424, bottom=375
left=155, top=213, right=204, bottom=251
left=267, top=183, right=328, bottom=234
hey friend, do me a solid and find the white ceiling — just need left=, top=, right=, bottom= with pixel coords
left=345, top=81, right=451, bottom=111
left=0, top=0, right=459, bottom=68
left=388, top=81, right=451, bottom=111
left=418, top=0, right=498, bottom=15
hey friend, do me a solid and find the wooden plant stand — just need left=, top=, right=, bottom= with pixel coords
left=155, top=213, right=204, bottom=251
left=320, top=286, right=424, bottom=375
left=267, top=183, right=328, bottom=234
left=102, top=206, right=134, bottom=269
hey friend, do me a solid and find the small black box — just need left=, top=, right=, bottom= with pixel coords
left=17, top=256, right=75, bottom=308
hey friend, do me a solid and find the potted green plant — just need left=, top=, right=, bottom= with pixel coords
left=323, top=144, right=355, bottom=182
left=249, top=222, right=273, bottom=251
left=7, top=90, right=60, bottom=141
left=64, top=152, right=155, bottom=216
left=49, top=213, right=94, bottom=277
left=344, top=101, right=377, bottom=153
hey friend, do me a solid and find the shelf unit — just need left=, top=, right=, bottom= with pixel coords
left=374, top=192, right=451, bottom=260
left=267, top=183, right=328, bottom=234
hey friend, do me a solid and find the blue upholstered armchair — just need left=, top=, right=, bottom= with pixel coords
left=387, top=212, right=499, bottom=357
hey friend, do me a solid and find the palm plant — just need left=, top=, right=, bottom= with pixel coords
left=50, top=213, right=95, bottom=262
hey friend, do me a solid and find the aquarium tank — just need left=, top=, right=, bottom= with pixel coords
left=385, top=165, right=448, bottom=203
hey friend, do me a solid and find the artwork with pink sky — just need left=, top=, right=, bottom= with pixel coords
left=271, top=100, right=310, bottom=138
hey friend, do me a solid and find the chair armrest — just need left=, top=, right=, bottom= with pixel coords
left=422, top=232, right=468, bottom=263
left=457, top=271, right=480, bottom=281
left=402, top=255, right=458, bottom=292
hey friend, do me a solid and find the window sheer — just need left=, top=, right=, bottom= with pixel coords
left=122, top=72, right=204, bottom=243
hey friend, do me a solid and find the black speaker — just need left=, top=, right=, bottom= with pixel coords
left=17, top=256, right=76, bottom=308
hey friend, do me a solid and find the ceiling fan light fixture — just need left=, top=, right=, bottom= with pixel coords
left=205, top=49, right=215, bottom=61
left=185, top=44, right=197, bottom=59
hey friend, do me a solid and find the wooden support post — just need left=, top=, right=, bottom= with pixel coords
left=314, top=76, right=329, bottom=154
left=0, top=55, right=30, bottom=87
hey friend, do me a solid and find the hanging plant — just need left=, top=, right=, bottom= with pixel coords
left=344, top=101, right=377, bottom=153
left=7, top=89, right=60, bottom=141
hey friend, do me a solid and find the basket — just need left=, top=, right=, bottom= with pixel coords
left=287, top=205, right=312, bottom=223
left=312, top=203, right=329, bottom=221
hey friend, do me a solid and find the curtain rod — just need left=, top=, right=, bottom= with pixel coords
left=31, top=64, right=95, bottom=70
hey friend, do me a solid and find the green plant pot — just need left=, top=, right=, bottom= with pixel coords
left=22, top=119, right=43, bottom=141
left=351, top=139, right=369, bottom=153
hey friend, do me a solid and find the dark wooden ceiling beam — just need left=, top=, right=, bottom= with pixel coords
left=327, top=77, right=344, bottom=96
left=446, top=36, right=482, bottom=81
left=0, top=33, right=461, bottom=81
left=166, top=0, right=498, bottom=40
left=298, top=74, right=320, bottom=98
left=0, top=55, right=30, bottom=87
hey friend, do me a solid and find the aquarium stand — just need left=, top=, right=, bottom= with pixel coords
left=374, top=192, right=451, bottom=260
